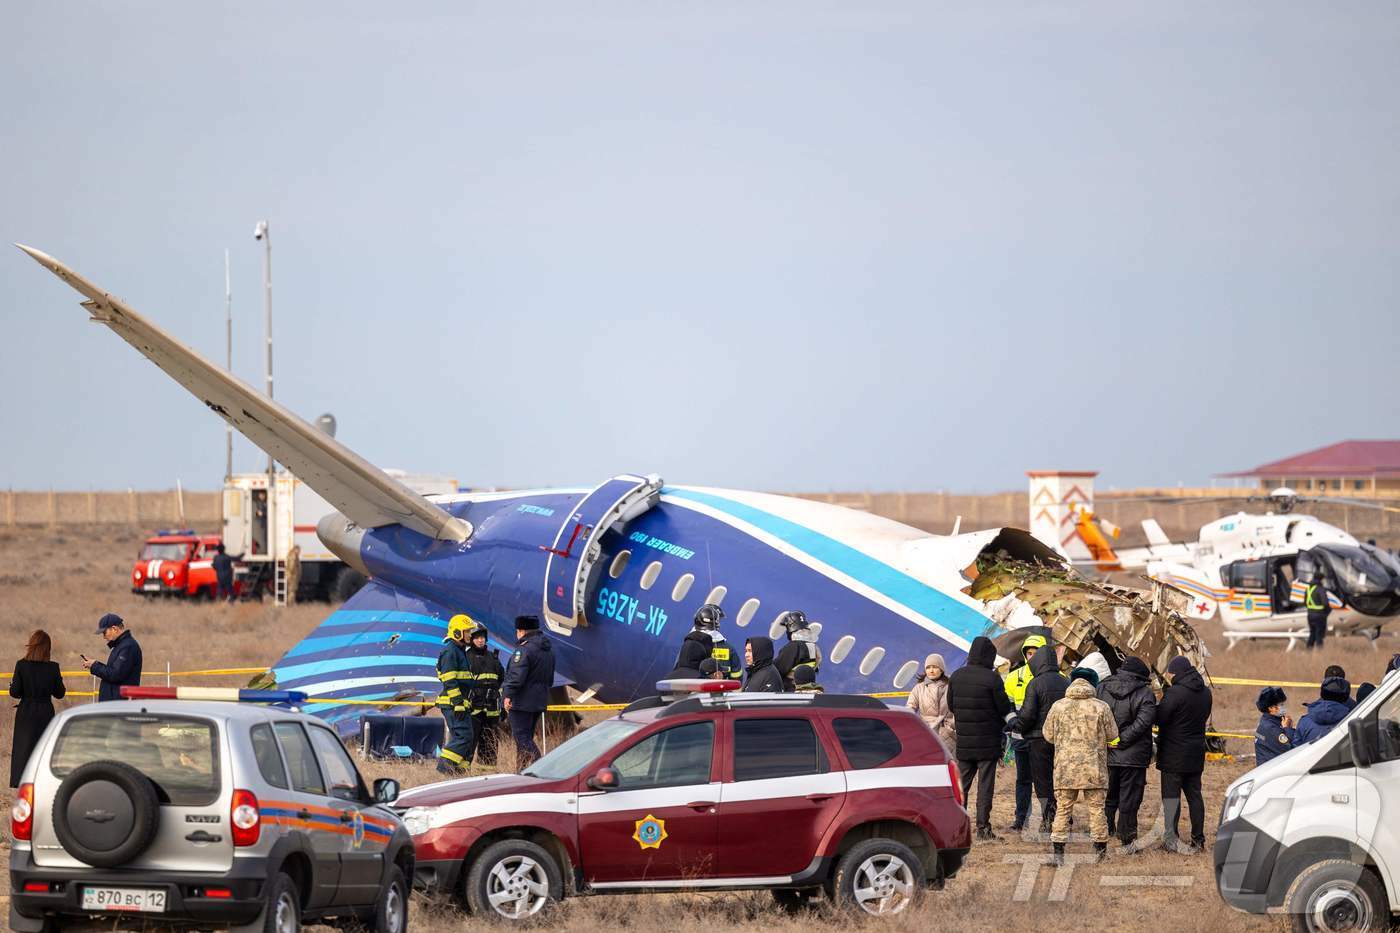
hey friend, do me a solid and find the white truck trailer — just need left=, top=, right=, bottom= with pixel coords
left=221, top=469, right=457, bottom=602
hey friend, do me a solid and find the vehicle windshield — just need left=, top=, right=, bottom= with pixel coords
left=140, top=542, right=190, bottom=561
left=521, top=718, right=643, bottom=781
left=50, top=713, right=220, bottom=806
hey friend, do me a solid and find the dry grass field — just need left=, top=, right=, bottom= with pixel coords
left=2, top=523, right=1397, bottom=931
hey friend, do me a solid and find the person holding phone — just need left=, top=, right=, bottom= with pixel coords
left=81, top=613, right=142, bottom=702
left=10, top=630, right=66, bottom=786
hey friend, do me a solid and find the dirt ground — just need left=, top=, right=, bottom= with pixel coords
left=2, top=523, right=1397, bottom=931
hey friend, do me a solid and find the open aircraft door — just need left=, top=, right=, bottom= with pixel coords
left=541, top=473, right=663, bottom=635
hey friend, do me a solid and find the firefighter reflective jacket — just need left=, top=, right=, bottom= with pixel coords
left=436, top=639, right=472, bottom=714
left=464, top=643, right=505, bottom=717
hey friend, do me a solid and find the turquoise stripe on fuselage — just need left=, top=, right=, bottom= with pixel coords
left=274, top=653, right=436, bottom=683
left=664, top=487, right=987, bottom=644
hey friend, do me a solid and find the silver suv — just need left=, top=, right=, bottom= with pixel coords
left=9, top=699, right=413, bottom=933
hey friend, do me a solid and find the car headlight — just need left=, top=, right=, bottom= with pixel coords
left=1222, top=779, right=1254, bottom=822
left=400, top=807, right=431, bottom=837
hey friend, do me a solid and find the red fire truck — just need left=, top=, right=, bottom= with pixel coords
left=130, top=530, right=227, bottom=599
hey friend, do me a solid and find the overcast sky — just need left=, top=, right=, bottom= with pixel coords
left=3, top=2, right=1397, bottom=494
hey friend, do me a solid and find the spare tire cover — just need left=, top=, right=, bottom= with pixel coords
left=53, top=760, right=160, bottom=868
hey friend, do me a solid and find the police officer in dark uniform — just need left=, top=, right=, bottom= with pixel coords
left=774, top=610, right=821, bottom=692
left=435, top=614, right=476, bottom=774
left=462, top=621, right=505, bottom=767
left=1305, top=573, right=1332, bottom=650
left=503, top=615, right=554, bottom=770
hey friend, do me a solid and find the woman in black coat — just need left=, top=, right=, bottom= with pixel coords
left=10, top=630, right=67, bottom=786
left=1154, top=655, right=1213, bottom=852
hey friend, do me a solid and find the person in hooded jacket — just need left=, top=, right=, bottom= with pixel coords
left=1097, top=656, right=1156, bottom=845
left=742, top=636, right=785, bottom=693
left=1015, top=645, right=1067, bottom=833
left=1003, top=633, right=1046, bottom=832
left=906, top=653, right=956, bottom=757
left=1296, top=676, right=1352, bottom=744
left=948, top=636, right=1014, bottom=840
left=1253, top=686, right=1297, bottom=764
left=1155, top=655, right=1212, bottom=853
left=1043, top=668, right=1118, bottom=864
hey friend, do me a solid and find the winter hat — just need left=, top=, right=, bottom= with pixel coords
left=1320, top=676, right=1351, bottom=703
left=1079, top=652, right=1112, bottom=683
left=1256, top=686, right=1287, bottom=713
left=1069, top=667, right=1099, bottom=688
left=924, top=653, right=946, bottom=673
left=1120, top=657, right=1150, bottom=678
left=1166, top=656, right=1194, bottom=679
left=698, top=658, right=720, bottom=676
left=514, top=615, right=540, bottom=632
left=1356, top=682, right=1377, bottom=705
left=793, top=666, right=817, bottom=686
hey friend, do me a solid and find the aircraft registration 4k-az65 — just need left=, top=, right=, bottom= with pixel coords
left=20, top=244, right=1197, bottom=732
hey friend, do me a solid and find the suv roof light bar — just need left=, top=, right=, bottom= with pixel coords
left=653, top=679, right=741, bottom=695
left=120, top=686, right=307, bottom=704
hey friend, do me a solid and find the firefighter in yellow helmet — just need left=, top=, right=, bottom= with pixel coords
left=436, top=614, right=476, bottom=774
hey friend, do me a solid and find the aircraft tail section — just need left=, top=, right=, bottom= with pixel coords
left=17, top=244, right=470, bottom=543
left=1142, top=519, right=1172, bottom=548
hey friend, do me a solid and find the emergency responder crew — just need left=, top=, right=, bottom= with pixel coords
left=1014, top=644, right=1066, bottom=834
left=1155, top=655, right=1212, bottom=854
left=462, top=621, right=505, bottom=767
left=1042, top=667, right=1118, bottom=864
left=709, top=625, right=742, bottom=680
left=774, top=610, right=821, bottom=691
left=435, top=614, right=475, bottom=775
left=503, top=614, right=554, bottom=770
left=1003, top=633, right=1046, bottom=833
left=1305, top=572, right=1332, bottom=650
left=742, top=636, right=785, bottom=692
left=82, top=613, right=142, bottom=702
left=1253, top=686, right=1297, bottom=764
left=212, top=544, right=236, bottom=602
left=1097, top=656, right=1156, bottom=846
left=668, top=604, right=726, bottom=679
left=792, top=665, right=823, bottom=693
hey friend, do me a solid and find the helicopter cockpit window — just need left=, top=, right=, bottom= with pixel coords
left=1322, top=546, right=1394, bottom=596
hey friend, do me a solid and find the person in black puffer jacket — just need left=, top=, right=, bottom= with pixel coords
left=667, top=628, right=713, bottom=680
left=1097, top=656, right=1157, bottom=845
left=1154, top=655, right=1213, bottom=853
left=948, top=636, right=1014, bottom=840
left=741, top=637, right=785, bottom=693
left=1015, top=646, right=1066, bottom=833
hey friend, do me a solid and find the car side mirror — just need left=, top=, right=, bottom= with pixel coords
left=586, top=767, right=620, bottom=791
left=1349, top=719, right=1375, bottom=768
left=374, top=778, right=400, bottom=804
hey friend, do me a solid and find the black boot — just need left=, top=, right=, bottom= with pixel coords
left=1051, top=842, right=1065, bottom=866
left=1094, top=842, right=1108, bottom=863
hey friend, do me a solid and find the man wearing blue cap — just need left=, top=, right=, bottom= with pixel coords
left=81, top=613, right=143, bottom=702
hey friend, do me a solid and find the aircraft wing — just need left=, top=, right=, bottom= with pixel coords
left=18, top=244, right=471, bottom=542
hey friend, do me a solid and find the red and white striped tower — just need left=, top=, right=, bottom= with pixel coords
left=1026, top=471, right=1098, bottom=563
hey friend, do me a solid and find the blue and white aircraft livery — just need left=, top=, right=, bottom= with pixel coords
left=20, top=245, right=1058, bottom=733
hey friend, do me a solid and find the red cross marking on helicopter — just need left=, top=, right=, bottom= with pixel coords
left=1196, top=601, right=1209, bottom=613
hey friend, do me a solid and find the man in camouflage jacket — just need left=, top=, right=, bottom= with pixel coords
left=1042, top=668, right=1120, bottom=862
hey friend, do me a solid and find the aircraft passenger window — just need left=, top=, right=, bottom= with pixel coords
left=671, top=573, right=695, bottom=602
left=893, top=660, right=918, bottom=688
left=609, top=550, right=631, bottom=579
left=736, top=598, right=760, bottom=627
left=704, top=585, right=727, bottom=606
left=859, top=647, right=885, bottom=676
left=611, top=722, right=714, bottom=789
left=769, top=615, right=787, bottom=640
left=830, top=635, right=856, bottom=664
left=809, top=622, right=823, bottom=639
left=639, top=561, right=663, bottom=590
left=732, top=719, right=828, bottom=782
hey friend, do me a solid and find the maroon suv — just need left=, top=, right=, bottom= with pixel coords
left=396, top=683, right=970, bottom=920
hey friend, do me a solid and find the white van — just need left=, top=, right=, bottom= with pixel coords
left=1215, top=669, right=1400, bottom=932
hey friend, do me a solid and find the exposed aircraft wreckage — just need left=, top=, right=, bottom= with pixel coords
left=969, top=557, right=1212, bottom=691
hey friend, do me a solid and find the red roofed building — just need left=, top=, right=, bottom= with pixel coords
left=1222, top=440, right=1400, bottom=494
